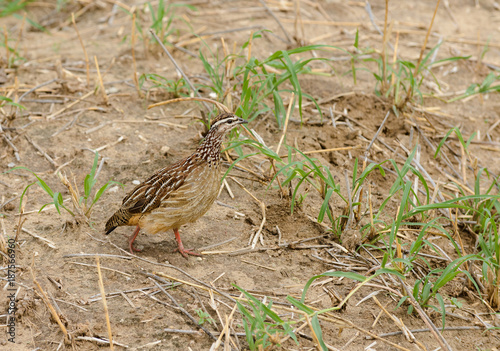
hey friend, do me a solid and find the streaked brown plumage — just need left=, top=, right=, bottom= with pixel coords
left=105, top=113, right=247, bottom=257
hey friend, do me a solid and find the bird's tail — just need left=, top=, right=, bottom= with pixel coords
left=105, top=208, right=131, bottom=235
left=105, top=223, right=117, bottom=235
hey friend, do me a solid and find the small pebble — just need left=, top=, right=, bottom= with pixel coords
left=161, top=146, right=170, bottom=155
left=196, top=257, right=202, bottom=261
left=132, top=180, right=141, bottom=185
left=7, top=162, right=15, bottom=168
left=106, top=87, right=119, bottom=94
left=3, top=203, right=15, bottom=211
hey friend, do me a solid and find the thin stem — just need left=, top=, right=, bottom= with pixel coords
left=403, top=0, right=441, bottom=106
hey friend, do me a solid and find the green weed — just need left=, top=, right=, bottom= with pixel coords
left=234, top=285, right=297, bottom=350
left=198, top=44, right=229, bottom=102
left=350, top=41, right=470, bottom=108
left=139, top=73, right=188, bottom=98
left=435, top=127, right=500, bottom=308
left=9, top=152, right=122, bottom=222
left=197, top=31, right=338, bottom=127
left=448, top=71, right=500, bottom=102
left=195, top=309, right=214, bottom=326
left=234, top=40, right=332, bottom=127
left=291, top=269, right=403, bottom=351
left=223, top=131, right=349, bottom=234
left=273, top=125, right=497, bottom=333
left=0, top=0, right=33, bottom=17
left=128, top=1, right=195, bottom=46
left=0, top=96, right=24, bottom=110
left=148, top=0, right=194, bottom=44
left=276, top=146, right=347, bottom=232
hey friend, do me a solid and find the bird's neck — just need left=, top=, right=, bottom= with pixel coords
left=196, top=129, right=223, bottom=166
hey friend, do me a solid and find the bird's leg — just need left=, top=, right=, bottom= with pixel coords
left=129, top=226, right=142, bottom=254
left=173, top=228, right=201, bottom=258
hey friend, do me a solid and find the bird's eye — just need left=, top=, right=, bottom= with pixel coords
left=227, top=120, right=233, bottom=124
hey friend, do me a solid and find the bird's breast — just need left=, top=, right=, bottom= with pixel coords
left=139, top=162, right=221, bottom=233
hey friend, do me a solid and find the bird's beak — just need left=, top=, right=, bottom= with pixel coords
left=236, top=117, right=248, bottom=125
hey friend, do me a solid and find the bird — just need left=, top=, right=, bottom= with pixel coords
left=105, top=112, right=247, bottom=257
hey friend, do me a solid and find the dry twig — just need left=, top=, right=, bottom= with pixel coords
left=96, top=256, right=114, bottom=351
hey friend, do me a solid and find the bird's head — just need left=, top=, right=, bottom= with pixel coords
left=209, top=113, right=247, bottom=135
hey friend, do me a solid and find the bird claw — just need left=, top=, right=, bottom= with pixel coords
left=129, top=241, right=142, bottom=254
left=125, top=226, right=142, bottom=254
left=174, top=247, right=201, bottom=258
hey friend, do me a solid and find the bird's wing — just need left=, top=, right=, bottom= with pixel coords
left=122, top=155, right=202, bottom=214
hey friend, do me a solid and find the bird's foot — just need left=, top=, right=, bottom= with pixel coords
left=127, top=226, right=142, bottom=254
left=129, top=240, right=142, bottom=254
left=174, top=246, right=201, bottom=258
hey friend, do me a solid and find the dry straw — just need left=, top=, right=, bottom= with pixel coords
left=96, top=256, right=114, bottom=351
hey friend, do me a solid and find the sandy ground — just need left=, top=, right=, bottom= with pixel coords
left=1, top=1, right=500, bottom=350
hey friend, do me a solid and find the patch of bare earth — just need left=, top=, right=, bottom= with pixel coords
left=1, top=1, right=500, bottom=350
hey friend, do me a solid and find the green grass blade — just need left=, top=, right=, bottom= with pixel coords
left=286, top=296, right=315, bottom=314
left=311, top=314, right=327, bottom=351
left=19, top=181, right=36, bottom=211
left=84, top=174, right=91, bottom=200
left=318, top=188, right=334, bottom=223
left=93, top=181, right=123, bottom=204
left=435, top=293, right=446, bottom=328
left=52, top=192, right=61, bottom=214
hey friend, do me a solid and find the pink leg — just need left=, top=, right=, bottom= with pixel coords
left=173, top=228, right=200, bottom=258
left=128, top=226, right=142, bottom=254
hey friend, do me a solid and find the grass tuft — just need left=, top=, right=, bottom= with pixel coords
left=7, top=152, right=122, bottom=223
